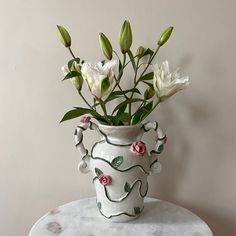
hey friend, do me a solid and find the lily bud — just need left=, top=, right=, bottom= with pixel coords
left=136, top=46, right=145, bottom=58
left=56, top=25, right=71, bottom=48
left=158, top=26, right=174, bottom=46
left=71, top=62, right=83, bottom=91
left=144, top=86, right=155, bottom=100
left=99, top=33, right=113, bottom=60
left=71, top=76, right=83, bottom=91
left=119, top=20, right=132, bottom=54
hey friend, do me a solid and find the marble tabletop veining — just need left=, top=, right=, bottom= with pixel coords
left=29, top=197, right=213, bottom=236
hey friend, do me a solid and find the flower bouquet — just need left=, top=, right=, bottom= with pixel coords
left=57, top=20, right=189, bottom=222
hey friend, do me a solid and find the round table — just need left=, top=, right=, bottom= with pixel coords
left=29, top=197, right=213, bottom=236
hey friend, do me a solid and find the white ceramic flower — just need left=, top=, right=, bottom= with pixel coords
left=81, top=60, right=117, bottom=98
left=153, top=61, right=189, bottom=101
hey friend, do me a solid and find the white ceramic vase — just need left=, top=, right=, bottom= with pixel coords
left=74, top=121, right=166, bottom=222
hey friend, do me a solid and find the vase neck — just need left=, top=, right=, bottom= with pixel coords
left=97, top=124, right=144, bottom=145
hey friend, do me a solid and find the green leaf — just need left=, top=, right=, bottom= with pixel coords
left=139, top=72, right=154, bottom=81
left=118, top=59, right=123, bottom=77
left=134, top=207, right=141, bottom=215
left=105, top=88, right=141, bottom=105
left=95, top=168, right=103, bottom=177
left=143, top=48, right=154, bottom=57
left=62, top=71, right=81, bottom=81
left=105, top=93, right=123, bottom=103
left=131, top=107, right=144, bottom=125
left=108, top=88, right=141, bottom=97
left=124, top=182, right=131, bottom=192
left=97, top=202, right=101, bottom=210
left=131, top=101, right=153, bottom=125
left=60, top=107, right=99, bottom=123
left=95, top=116, right=108, bottom=123
left=114, top=104, right=127, bottom=125
left=140, top=101, right=153, bottom=120
left=127, top=50, right=136, bottom=70
left=111, top=156, right=124, bottom=168
left=119, top=112, right=131, bottom=124
left=142, top=81, right=153, bottom=86
left=68, top=58, right=80, bottom=70
left=112, top=98, right=143, bottom=114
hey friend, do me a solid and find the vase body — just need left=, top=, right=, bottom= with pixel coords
left=74, top=122, right=166, bottom=222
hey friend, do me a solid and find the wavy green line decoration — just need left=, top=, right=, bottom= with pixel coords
left=93, top=177, right=148, bottom=202
left=150, top=159, right=158, bottom=168
left=96, top=200, right=144, bottom=219
left=90, top=156, right=149, bottom=175
left=97, top=128, right=133, bottom=146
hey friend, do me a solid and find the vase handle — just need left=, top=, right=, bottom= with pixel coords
left=74, top=121, right=99, bottom=174
left=142, top=121, right=167, bottom=174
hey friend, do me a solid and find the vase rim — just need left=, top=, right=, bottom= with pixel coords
left=97, top=123, right=143, bottom=129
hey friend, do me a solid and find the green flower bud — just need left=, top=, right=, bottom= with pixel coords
left=144, top=86, right=155, bottom=100
left=71, top=62, right=83, bottom=91
left=99, top=33, right=113, bottom=60
left=56, top=25, right=71, bottom=48
left=71, top=76, right=83, bottom=91
left=119, top=20, right=132, bottom=54
left=136, top=46, right=145, bottom=58
left=158, top=26, right=174, bottom=46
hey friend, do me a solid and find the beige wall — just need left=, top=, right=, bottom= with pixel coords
left=0, top=0, right=236, bottom=235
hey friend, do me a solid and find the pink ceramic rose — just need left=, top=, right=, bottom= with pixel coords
left=80, top=116, right=91, bottom=123
left=98, top=174, right=112, bottom=186
left=130, top=141, right=146, bottom=156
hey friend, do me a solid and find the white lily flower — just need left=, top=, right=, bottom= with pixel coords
left=81, top=59, right=117, bottom=98
left=153, top=61, right=189, bottom=101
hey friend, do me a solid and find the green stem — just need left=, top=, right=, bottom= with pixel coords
left=113, top=50, right=121, bottom=62
left=138, top=45, right=161, bottom=81
left=105, top=54, right=126, bottom=103
left=137, top=62, right=149, bottom=69
left=68, top=47, right=76, bottom=59
left=78, top=91, right=93, bottom=109
left=78, top=91, right=107, bottom=120
left=118, top=53, right=126, bottom=80
left=99, top=98, right=112, bottom=125
left=134, top=58, right=140, bottom=84
left=114, top=75, right=129, bottom=99
left=123, top=55, right=139, bottom=68
left=140, top=98, right=161, bottom=123
left=132, top=100, right=145, bottom=117
left=128, top=46, right=161, bottom=124
left=128, top=58, right=140, bottom=123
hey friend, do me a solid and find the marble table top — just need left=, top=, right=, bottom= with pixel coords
left=29, top=197, right=213, bottom=236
